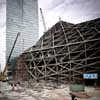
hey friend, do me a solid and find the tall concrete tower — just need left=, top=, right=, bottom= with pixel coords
left=6, top=0, right=39, bottom=60
left=0, top=0, right=38, bottom=71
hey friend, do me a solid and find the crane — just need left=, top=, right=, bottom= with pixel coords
left=0, top=32, right=20, bottom=81
left=40, top=8, right=47, bottom=32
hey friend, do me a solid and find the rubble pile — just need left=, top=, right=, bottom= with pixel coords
left=0, top=81, right=100, bottom=100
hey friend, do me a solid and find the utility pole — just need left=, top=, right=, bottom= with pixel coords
left=40, top=8, right=47, bottom=32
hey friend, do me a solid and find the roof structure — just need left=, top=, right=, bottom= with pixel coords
left=14, top=18, right=100, bottom=83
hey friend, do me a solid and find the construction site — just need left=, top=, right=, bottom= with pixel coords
left=0, top=18, right=100, bottom=100
left=0, top=0, right=100, bottom=100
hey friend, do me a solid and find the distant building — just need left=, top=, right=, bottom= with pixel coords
left=6, top=0, right=39, bottom=60
left=0, top=0, right=6, bottom=71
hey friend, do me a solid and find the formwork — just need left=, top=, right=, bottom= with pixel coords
left=14, top=18, right=100, bottom=83
left=13, top=57, right=28, bottom=81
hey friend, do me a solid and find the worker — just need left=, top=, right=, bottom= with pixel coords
left=11, top=83, right=17, bottom=91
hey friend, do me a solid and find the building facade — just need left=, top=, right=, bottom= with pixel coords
left=0, top=0, right=38, bottom=71
left=0, top=0, right=6, bottom=72
left=6, top=0, right=39, bottom=60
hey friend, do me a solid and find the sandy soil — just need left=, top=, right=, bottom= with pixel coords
left=0, top=81, right=100, bottom=100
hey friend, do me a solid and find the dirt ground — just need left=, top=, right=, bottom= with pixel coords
left=0, top=81, right=100, bottom=100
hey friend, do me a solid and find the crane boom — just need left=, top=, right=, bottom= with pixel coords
left=40, top=8, right=47, bottom=32
left=7, top=32, right=20, bottom=63
left=0, top=32, right=20, bottom=81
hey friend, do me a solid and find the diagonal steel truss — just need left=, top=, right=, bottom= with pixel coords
left=14, top=18, right=100, bottom=83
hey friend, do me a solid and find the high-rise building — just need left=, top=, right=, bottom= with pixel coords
left=6, top=0, right=39, bottom=60
left=0, top=0, right=39, bottom=71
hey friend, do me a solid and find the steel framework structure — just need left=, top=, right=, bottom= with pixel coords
left=14, top=18, right=100, bottom=83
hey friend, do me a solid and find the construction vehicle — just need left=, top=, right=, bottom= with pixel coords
left=0, top=32, right=20, bottom=81
left=0, top=66, right=8, bottom=81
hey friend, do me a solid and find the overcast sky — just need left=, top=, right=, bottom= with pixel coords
left=38, top=0, right=100, bottom=36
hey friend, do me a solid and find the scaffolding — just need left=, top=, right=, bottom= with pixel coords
left=14, top=18, right=100, bottom=83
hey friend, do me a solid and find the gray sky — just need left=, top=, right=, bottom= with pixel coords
left=38, top=0, right=100, bottom=36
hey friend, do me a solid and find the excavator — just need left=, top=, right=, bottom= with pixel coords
left=0, top=32, right=20, bottom=81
